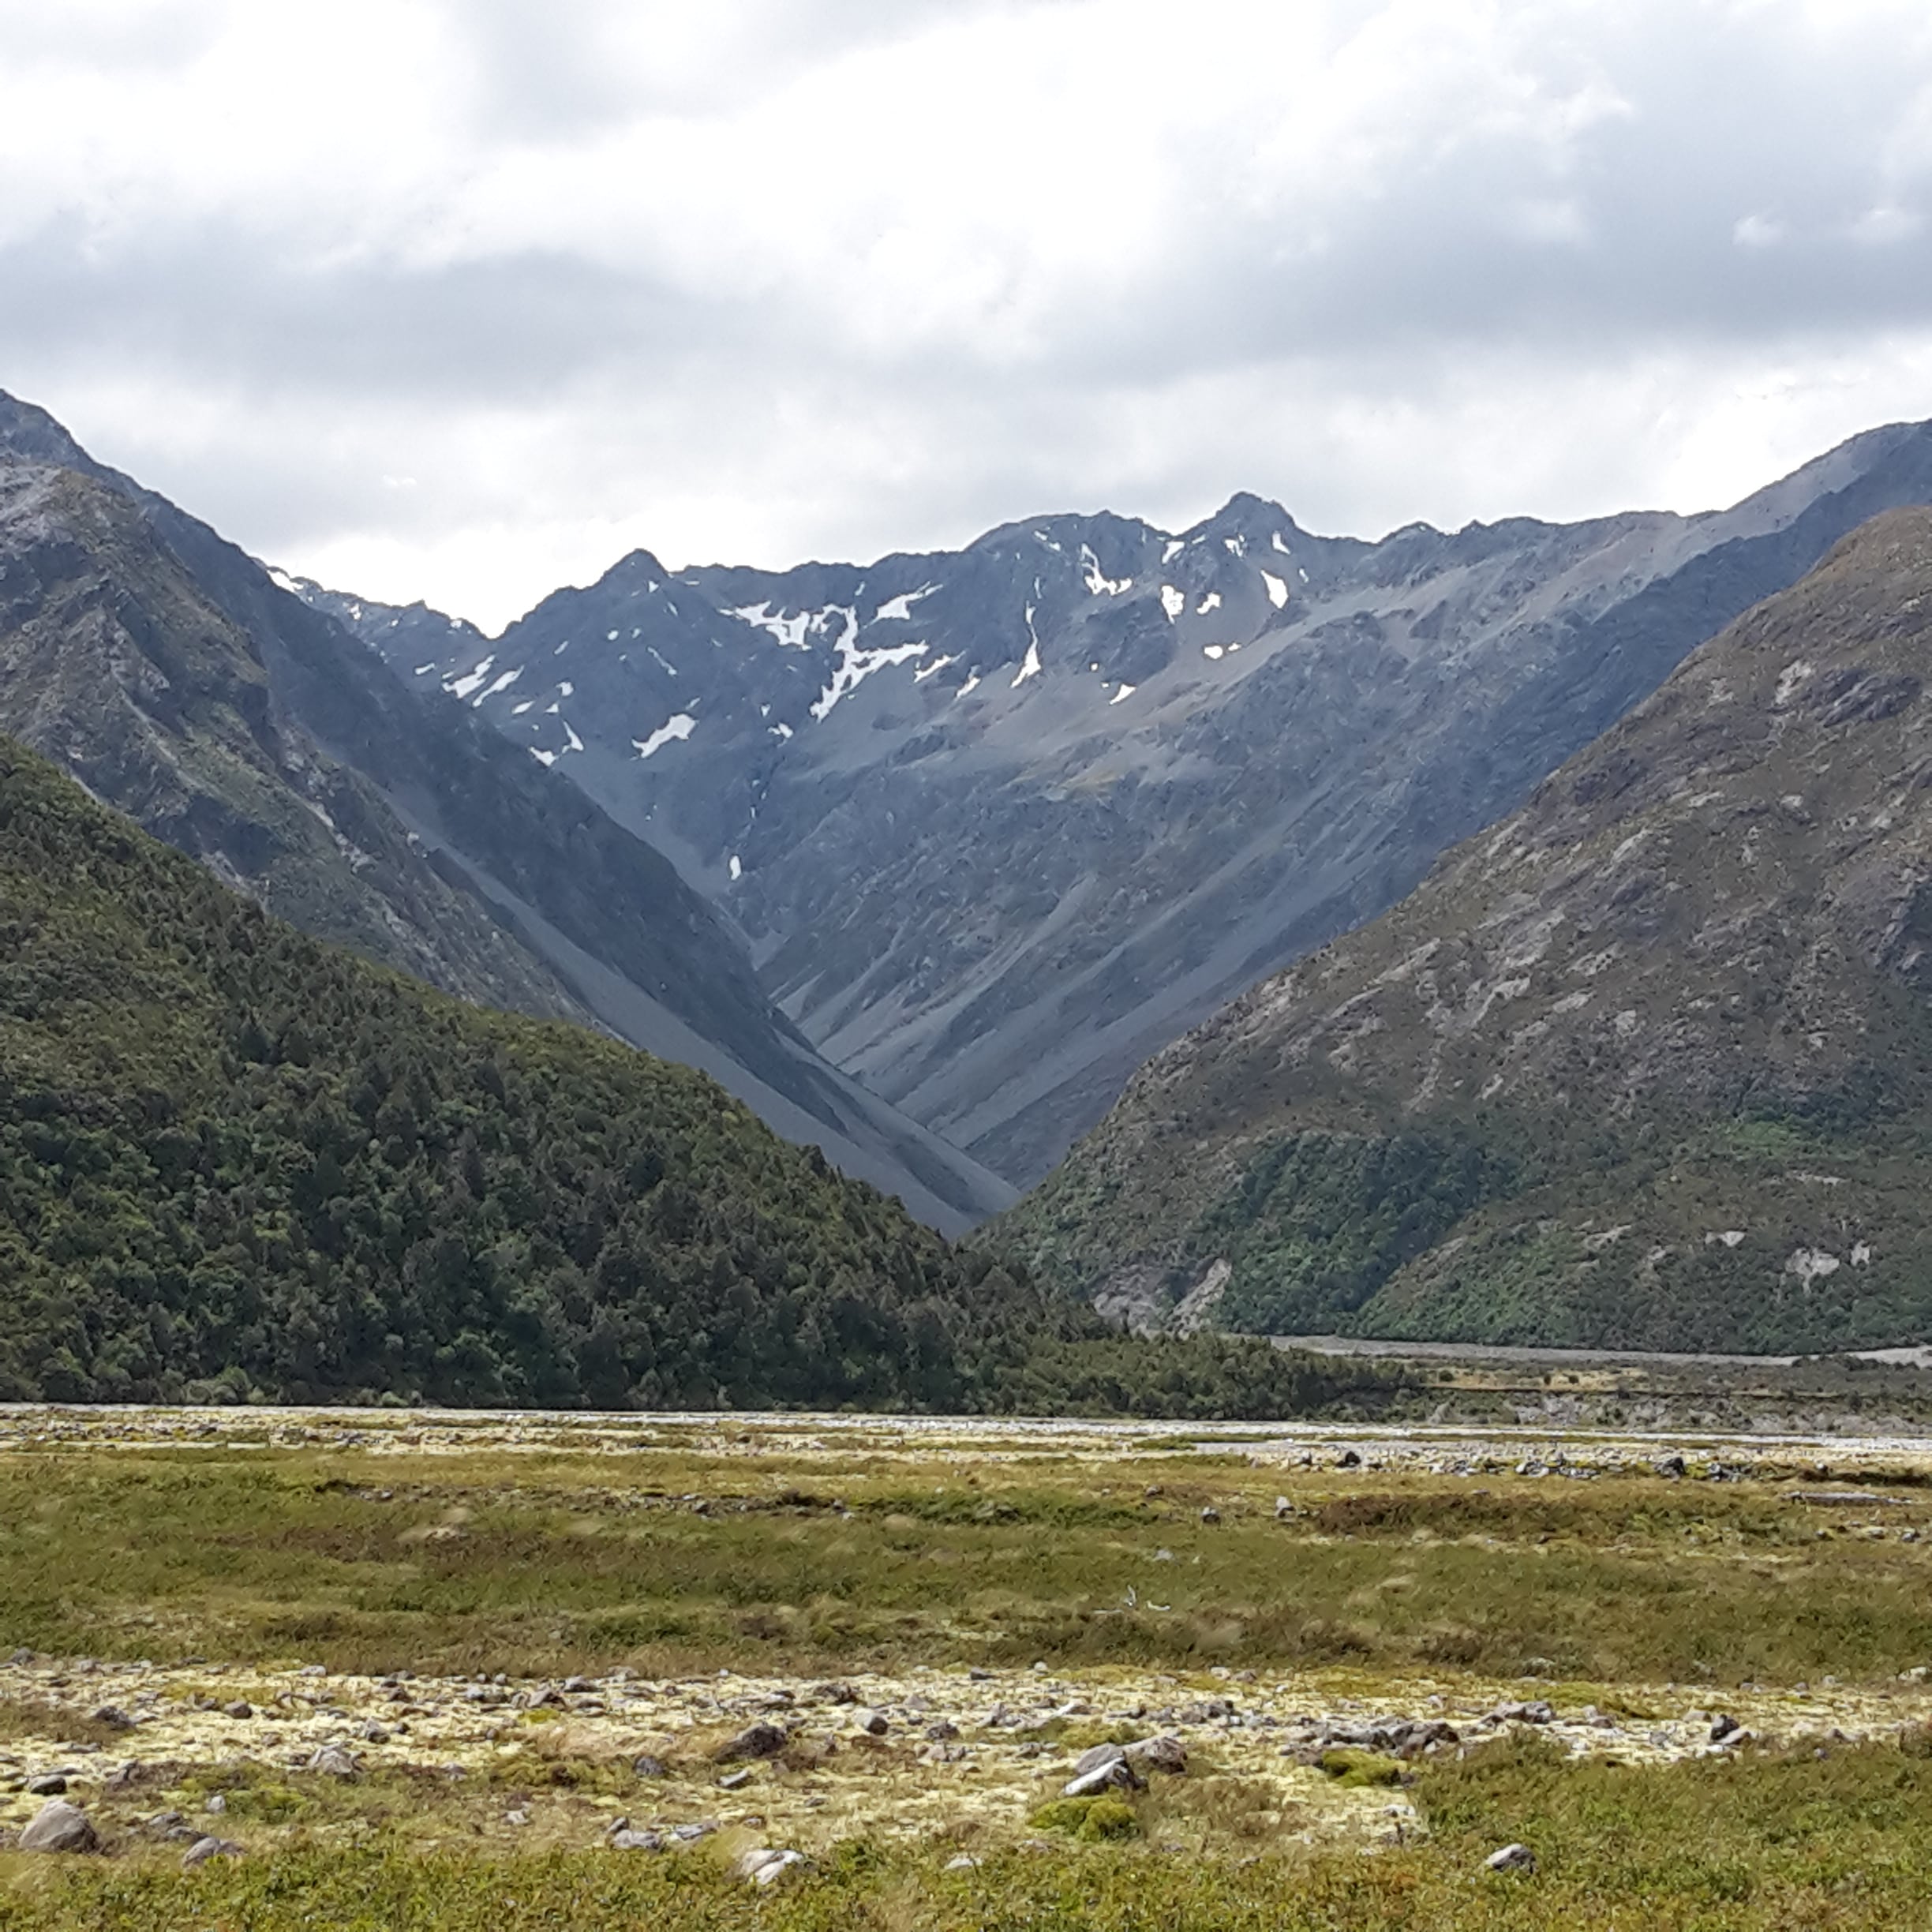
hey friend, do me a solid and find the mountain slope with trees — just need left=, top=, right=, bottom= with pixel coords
left=0, top=391, right=1011, bottom=1233
left=1002, top=510, right=1932, bottom=1354
left=0, top=735, right=1376, bottom=1417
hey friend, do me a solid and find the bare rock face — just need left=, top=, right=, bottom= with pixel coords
left=1009, top=511, right=1932, bottom=1355
left=18, top=1799, right=99, bottom=1854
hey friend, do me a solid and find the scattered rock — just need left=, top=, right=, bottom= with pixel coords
left=1124, top=1735, right=1188, bottom=1775
left=925, top=1720, right=961, bottom=1742
left=608, top=1828, right=665, bottom=1852
left=945, top=1852, right=982, bottom=1870
left=18, top=1799, right=99, bottom=1855
left=1062, top=1757, right=1144, bottom=1799
left=182, top=1835, right=243, bottom=1868
left=25, top=1774, right=67, bottom=1796
left=718, top=1768, right=754, bottom=1791
left=204, top=1794, right=227, bottom=1814
left=736, top=1846, right=807, bottom=1887
left=1070, top=1743, right=1127, bottom=1777
left=632, top=1754, right=668, bottom=1779
left=853, top=1709, right=889, bottom=1735
left=1199, top=1507, right=1221, bottom=1524
left=305, top=1745, right=359, bottom=1779
left=1485, top=1843, right=1537, bottom=1874
left=1653, top=1455, right=1687, bottom=1479
left=672, top=1821, right=718, bottom=1843
left=1335, top=1449, right=1361, bottom=1470
left=90, top=1706, right=137, bottom=1730
left=715, top=1721, right=788, bottom=1762
left=1488, top=1701, right=1555, bottom=1726
left=224, top=1701, right=253, bottom=1720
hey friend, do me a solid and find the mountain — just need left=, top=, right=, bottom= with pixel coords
left=0, top=732, right=1387, bottom=1421
left=0, top=393, right=1011, bottom=1233
left=999, top=510, right=1932, bottom=1354
left=322, top=423, right=1932, bottom=1188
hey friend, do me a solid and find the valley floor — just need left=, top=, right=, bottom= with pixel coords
left=2, top=1406, right=1931, bottom=1927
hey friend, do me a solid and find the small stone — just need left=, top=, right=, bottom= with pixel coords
left=18, top=1799, right=99, bottom=1855
left=182, top=1835, right=242, bottom=1868
left=1485, top=1843, right=1537, bottom=1874
left=305, top=1745, right=359, bottom=1779
left=204, top=1794, right=227, bottom=1814
left=1335, top=1449, right=1361, bottom=1470
left=1199, top=1507, right=1221, bottom=1523
left=1653, top=1455, right=1687, bottom=1479
left=945, top=1853, right=982, bottom=1870
left=25, top=1774, right=66, bottom=1796
left=672, top=1821, right=718, bottom=1843
left=1709, top=1714, right=1742, bottom=1744
left=718, top=1768, right=754, bottom=1791
left=361, top=1721, right=391, bottom=1743
left=504, top=1808, right=531, bottom=1826
left=91, top=1706, right=137, bottom=1731
left=632, top=1754, right=668, bottom=1779
left=853, top=1709, right=889, bottom=1735
left=926, top=1720, right=960, bottom=1741
left=224, top=1701, right=253, bottom=1720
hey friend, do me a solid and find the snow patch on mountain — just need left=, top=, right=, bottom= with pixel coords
left=1160, top=585, right=1185, bottom=620
left=731, top=601, right=815, bottom=650
left=1080, top=545, right=1132, bottom=597
left=874, top=584, right=938, bottom=623
left=634, top=713, right=697, bottom=758
left=811, top=608, right=930, bottom=721
left=446, top=655, right=496, bottom=700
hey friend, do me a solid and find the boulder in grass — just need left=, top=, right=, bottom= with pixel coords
left=182, top=1836, right=244, bottom=1868
left=714, top=1721, right=788, bottom=1762
left=735, top=1846, right=807, bottom=1886
left=1061, top=1757, right=1143, bottom=1799
left=1485, top=1843, right=1537, bottom=1874
left=18, top=1799, right=99, bottom=1855
left=1124, top=1735, right=1188, bottom=1775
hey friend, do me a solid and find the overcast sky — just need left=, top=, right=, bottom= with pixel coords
left=4, top=0, right=1932, bottom=630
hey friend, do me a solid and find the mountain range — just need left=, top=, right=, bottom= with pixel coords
left=1002, top=510, right=1932, bottom=1354
left=313, top=421, right=1932, bottom=1188
left=0, top=393, right=1010, bottom=1234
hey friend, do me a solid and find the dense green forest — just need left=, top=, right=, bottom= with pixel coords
left=0, top=739, right=1386, bottom=1416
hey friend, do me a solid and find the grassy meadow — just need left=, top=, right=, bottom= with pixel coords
left=0, top=1407, right=1929, bottom=1928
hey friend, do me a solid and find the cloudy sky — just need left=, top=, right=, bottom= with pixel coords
left=4, top=0, right=1932, bottom=630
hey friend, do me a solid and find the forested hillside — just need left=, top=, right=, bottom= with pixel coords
left=0, top=736, right=1379, bottom=1417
